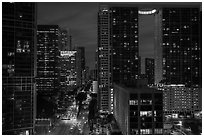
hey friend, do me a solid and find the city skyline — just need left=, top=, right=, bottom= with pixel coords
left=2, top=2, right=202, bottom=135
left=37, top=2, right=201, bottom=71
left=37, top=2, right=155, bottom=70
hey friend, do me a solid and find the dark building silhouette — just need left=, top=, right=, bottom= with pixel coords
left=145, top=58, right=155, bottom=84
left=68, top=35, right=73, bottom=50
left=98, top=5, right=139, bottom=112
left=2, top=2, right=37, bottom=135
left=60, top=29, right=69, bottom=50
left=162, top=7, right=201, bottom=87
left=76, top=47, right=86, bottom=86
left=90, top=69, right=98, bottom=81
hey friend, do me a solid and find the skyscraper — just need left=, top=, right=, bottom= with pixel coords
left=2, top=2, right=37, bottom=135
left=98, top=5, right=112, bottom=111
left=98, top=5, right=139, bottom=112
left=60, top=50, right=77, bottom=90
left=36, top=25, right=61, bottom=96
left=162, top=7, right=201, bottom=87
left=153, top=9, right=163, bottom=84
left=111, top=6, right=139, bottom=86
left=59, top=51, right=70, bottom=94
left=60, top=29, right=69, bottom=50
left=145, top=58, right=155, bottom=84
left=76, top=47, right=86, bottom=86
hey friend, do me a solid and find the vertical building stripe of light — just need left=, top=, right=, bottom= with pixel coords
left=154, top=9, right=163, bottom=84
left=98, top=6, right=111, bottom=112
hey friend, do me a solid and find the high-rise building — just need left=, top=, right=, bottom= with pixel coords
left=36, top=25, right=61, bottom=96
left=98, top=5, right=112, bottom=111
left=60, top=50, right=77, bottom=90
left=2, top=2, right=37, bottom=135
left=68, top=35, right=72, bottom=50
left=113, top=84, right=163, bottom=135
left=111, top=7, right=139, bottom=86
left=153, top=9, right=163, bottom=84
left=90, top=69, right=98, bottom=81
left=60, top=29, right=69, bottom=50
left=76, top=47, right=85, bottom=86
left=59, top=51, right=69, bottom=94
left=145, top=58, right=155, bottom=84
left=84, top=66, right=90, bottom=83
left=98, top=5, right=139, bottom=112
left=162, top=7, right=201, bottom=87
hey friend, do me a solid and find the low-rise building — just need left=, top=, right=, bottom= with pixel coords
left=113, top=84, right=163, bottom=135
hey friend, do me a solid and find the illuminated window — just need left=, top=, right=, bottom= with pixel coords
left=154, top=129, right=163, bottom=134
left=140, top=111, right=152, bottom=117
left=140, top=129, right=152, bottom=135
left=129, top=100, right=138, bottom=105
left=141, top=99, right=152, bottom=105
left=7, top=52, right=15, bottom=56
left=16, top=40, right=30, bottom=53
left=7, top=64, right=15, bottom=74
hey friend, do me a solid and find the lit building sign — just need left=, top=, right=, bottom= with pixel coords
left=138, top=9, right=157, bottom=15
left=165, top=84, right=185, bottom=87
left=60, top=51, right=76, bottom=57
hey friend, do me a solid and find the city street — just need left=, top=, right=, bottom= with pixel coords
left=47, top=96, right=90, bottom=135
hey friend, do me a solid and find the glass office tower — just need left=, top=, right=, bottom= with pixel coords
left=2, top=2, right=37, bottom=135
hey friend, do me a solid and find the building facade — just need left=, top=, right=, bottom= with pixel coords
left=2, top=2, right=37, bottom=135
left=60, top=29, right=69, bottom=51
left=59, top=51, right=71, bottom=93
left=76, top=47, right=86, bottom=86
left=162, top=7, right=201, bottom=87
left=161, top=84, right=202, bottom=116
left=36, top=25, right=61, bottom=96
left=98, top=5, right=140, bottom=112
left=145, top=58, right=155, bottom=84
left=153, top=9, right=163, bottom=84
left=110, top=6, right=140, bottom=86
left=98, top=5, right=112, bottom=111
left=90, top=69, right=98, bottom=81
left=61, top=51, right=77, bottom=89
left=113, top=84, right=163, bottom=135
